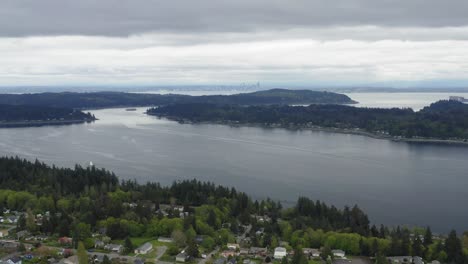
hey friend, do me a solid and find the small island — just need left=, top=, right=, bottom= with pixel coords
left=147, top=100, right=468, bottom=144
left=0, top=104, right=96, bottom=128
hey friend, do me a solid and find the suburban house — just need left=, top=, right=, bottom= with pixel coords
left=332, top=250, right=346, bottom=258
left=249, top=247, right=267, bottom=256
left=387, top=256, right=423, bottom=264
left=274, top=247, right=287, bottom=260
left=58, top=237, right=73, bottom=245
left=227, top=243, right=240, bottom=250
left=134, top=242, right=153, bottom=254
left=157, top=237, right=174, bottom=243
left=239, top=248, right=249, bottom=255
left=94, top=240, right=105, bottom=248
left=7, top=216, right=19, bottom=224
left=6, top=256, right=22, bottom=264
left=303, top=248, right=321, bottom=258
left=104, top=244, right=124, bottom=253
left=176, top=253, right=189, bottom=262
left=221, top=250, right=237, bottom=258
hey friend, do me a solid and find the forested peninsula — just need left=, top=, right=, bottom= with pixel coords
left=0, top=104, right=95, bottom=128
left=0, top=89, right=355, bottom=109
left=147, top=100, right=468, bottom=143
left=0, top=156, right=466, bottom=264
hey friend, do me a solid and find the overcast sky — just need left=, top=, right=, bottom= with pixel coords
left=1, top=0, right=468, bottom=87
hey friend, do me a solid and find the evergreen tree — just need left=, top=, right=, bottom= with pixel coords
left=77, top=242, right=88, bottom=264
left=423, top=227, right=433, bottom=247
left=291, top=247, right=308, bottom=264
left=186, top=240, right=199, bottom=258
left=375, top=253, right=389, bottom=264
left=445, top=230, right=463, bottom=264
left=412, top=237, right=423, bottom=257
left=124, top=237, right=134, bottom=254
left=102, top=255, right=111, bottom=264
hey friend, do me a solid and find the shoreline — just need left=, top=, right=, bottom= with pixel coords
left=151, top=114, right=468, bottom=147
left=0, top=118, right=96, bottom=128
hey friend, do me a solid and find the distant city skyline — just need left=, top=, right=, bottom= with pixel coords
left=1, top=0, right=468, bottom=88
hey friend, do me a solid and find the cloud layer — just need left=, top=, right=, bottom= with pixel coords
left=2, top=0, right=468, bottom=37
left=1, top=1, right=468, bottom=87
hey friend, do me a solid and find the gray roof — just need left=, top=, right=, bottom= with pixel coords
left=136, top=242, right=152, bottom=251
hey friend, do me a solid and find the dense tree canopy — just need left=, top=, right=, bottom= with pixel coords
left=148, top=100, right=468, bottom=140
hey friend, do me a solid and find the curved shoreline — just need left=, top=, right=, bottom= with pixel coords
left=152, top=115, right=468, bottom=147
left=0, top=118, right=96, bottom=128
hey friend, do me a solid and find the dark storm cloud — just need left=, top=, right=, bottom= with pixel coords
left=1, top=0, right=468, bottom=37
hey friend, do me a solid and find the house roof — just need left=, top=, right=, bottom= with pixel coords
left=136, top=242, right=152, bottom=251
left=274, top=247, right=287, bottom=253
left=9, top=256, right=22, bottom=263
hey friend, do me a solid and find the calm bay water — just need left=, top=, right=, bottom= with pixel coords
left=0, top=92, right=467, bottom=232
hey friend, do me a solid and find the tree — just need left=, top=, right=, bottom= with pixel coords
left=423, top=227, right=433, bottom=247
left=281, top=256, right=289, bottom=264
left=18, top=243, right=26, bottom=252
left=17, top=214, right=26, bottom=231
left=412, top=237, right=423, bottom=257
left=77, top=242, right=88, bottom=264
left=207, top=209, right=217, bottom=228
left=102, top=255, right=111, bottom=264
left=124, top=237, right=134, bottom=254
left=172, top=230, right=187, bottom=247
left=321, top=246, right=332, bottom=260
left=375, top=253, right=388, bottom=264
left=26, top=208, right=37, bottom=232
left=291, top=247, right=308, bottom=264
left=73, top=222, right=92, bottom=246
left=445, top=230, right=463, bottom=264
left=186, top=240, right=199, bottom=258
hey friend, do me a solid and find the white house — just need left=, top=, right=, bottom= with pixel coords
left=227, top=243, right=240, bottom=250
left=134, top=242, right=153, bottom=254
left=274, top=247, right=287, bottom=260
left=332, top=250, right=345, bottom=258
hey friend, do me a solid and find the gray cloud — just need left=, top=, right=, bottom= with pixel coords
left=1, top=0, right=468, bottom=37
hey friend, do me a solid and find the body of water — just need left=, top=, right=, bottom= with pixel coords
left=0, top=93, right=467, bottom=233
left=347, top=92, right=468, bottom=110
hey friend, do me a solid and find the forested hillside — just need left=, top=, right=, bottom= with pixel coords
left=0, top=104, right=95, bottom=125
left=0, top=89, right=355, bottom=109
left=0, top=156, right=466, bottom=263
left=148, top=100, right=468, bottom=140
